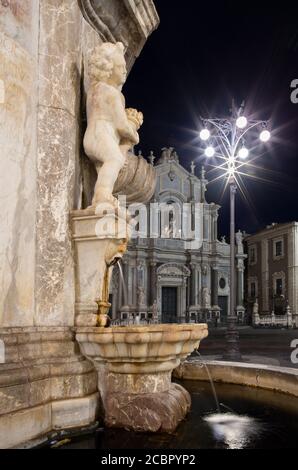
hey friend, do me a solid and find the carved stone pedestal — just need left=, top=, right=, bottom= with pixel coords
left=76, top=323, right=208, bottom=433
left=103, top=376, right=190, bottom=432
left=71, top=207, right=131, bottom=327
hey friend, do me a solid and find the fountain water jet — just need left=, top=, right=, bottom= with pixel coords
left=194, top=350, right=220, bottom=414
left=117, top=260, right=128, bottom=308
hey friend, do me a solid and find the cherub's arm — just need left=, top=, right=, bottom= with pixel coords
left=112, top=90, right=139, bottom=144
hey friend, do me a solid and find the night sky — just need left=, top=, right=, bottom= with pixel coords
left=123, top=0, right=298, bottom=238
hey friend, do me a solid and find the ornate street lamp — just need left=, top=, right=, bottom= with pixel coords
left=200, top=102, right=271, bottom=360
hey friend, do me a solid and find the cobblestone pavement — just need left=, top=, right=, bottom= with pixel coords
left=198, top=326, right=298, bottom=368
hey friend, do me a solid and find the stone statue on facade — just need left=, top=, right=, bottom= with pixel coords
left=253, top=298, right=259, bottom=315
left=161, top=147, right=174, bottom=161
left=84, top=42, right=143, bottom=207
left=137, top=286, right=146, bottom=306
left=252, top=298, right=260, bottom=326
left=236, top=230, right=244, bottom=253
left=202, top=287, right=211, bottom=308
left=152, top=299, right=158, bottom=322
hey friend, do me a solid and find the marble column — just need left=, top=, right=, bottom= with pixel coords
left=197, top=268, right=202, bottom=306
left=213, top=216, right=218, bottom=241
left=190, top=264, right=196, bottom=306
left=185, top=278, right=190, bottom=320
left=150, top=262, right=157, bottom=304
left=123, top=261, right=129, bottom=306
left=237, top=268, right=244, bottom=308
left=211, top=267, right=219, bottom=307
left=118, top=270, right=123, bottom=310
left=128, top=266, right=138, bottom=307
left=132, top=266, right=137, bottom=306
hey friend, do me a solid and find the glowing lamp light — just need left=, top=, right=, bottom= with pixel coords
left=200, top=128, right=210, bottom=141
left=238, top=147, right=249, bottom=159
left=236, top=116, right=248, bottom=129
left=205, top=146, right=215, bottom=157
left=260, top=130, right=271, bottom=143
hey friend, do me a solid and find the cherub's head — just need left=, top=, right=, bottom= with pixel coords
left=88, top=42, right=126, bottom=88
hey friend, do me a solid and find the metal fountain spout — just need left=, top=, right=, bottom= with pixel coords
left=96, top=238, right=128, bottom=327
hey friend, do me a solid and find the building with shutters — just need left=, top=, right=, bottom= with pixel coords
left=245, top=222, right=298, bottom=328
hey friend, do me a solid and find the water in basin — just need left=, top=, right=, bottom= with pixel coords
left=51, top=380, right=298, bottom=449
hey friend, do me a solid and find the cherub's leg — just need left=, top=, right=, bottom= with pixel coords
left=92, top=152, right=125, bottom=206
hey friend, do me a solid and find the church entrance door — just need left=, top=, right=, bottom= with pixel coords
left=162, top=287, right=177, bottom=323
left=218, top=296, right=228, bottom=324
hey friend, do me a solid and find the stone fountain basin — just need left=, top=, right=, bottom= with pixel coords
left=76, top=323, right=208, bottom=374
left=76, top=323, right=208, bottom=432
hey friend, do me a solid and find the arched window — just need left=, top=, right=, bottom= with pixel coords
left=160, top=200, right=181, bottom=239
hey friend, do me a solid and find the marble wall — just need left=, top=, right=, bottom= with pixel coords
left=0, top=0, right=36, bottom=54
left=0, top=0, right=159, bottom=328
left=0, top=0, right=159, bottom=448
left=35, top=0, right=96, bottom=326
left=0, top=1, right=102, bottom=327
left=0, top=1, right=39, bottom=326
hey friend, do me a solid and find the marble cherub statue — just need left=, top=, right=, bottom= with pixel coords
left=84, top=42, right=143, bottom=207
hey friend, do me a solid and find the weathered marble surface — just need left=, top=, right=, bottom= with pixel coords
left=0, top=326, right=98, bottom=448
left=35, top=0, right=84, bottom=326
left=0, top=393, right=99, bottom=449
left=0, top=31, right=37, bottom=327
left=35, top=106, right=78, bottom=326
left=38, top=0, right=82, bottom=116
left=106, top=383, right=191, bottom=433
left=0, top=0, right=36, bottom=54
left=76, top=324, right=208, bottom=432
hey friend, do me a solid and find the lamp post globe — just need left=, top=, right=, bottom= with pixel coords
left=238, top=147, right=249, bottom=159
left=236, top=116, right=248, bottom=129
left=260, top=129, right=271, bottom=142
left=200, top=128, right=210, bottom=141
left=205, top=146, right=215, bottom=157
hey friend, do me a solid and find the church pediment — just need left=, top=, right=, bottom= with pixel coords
left=157, top=263, right=190, bottom=277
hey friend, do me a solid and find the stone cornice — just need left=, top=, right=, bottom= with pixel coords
left=123, top=0, right=160, bottom=38
left=79, top=0, right=116, bottom=42
left=80, top=0, right=159, bottom=70
left=245, top=221, right=298, bottom=244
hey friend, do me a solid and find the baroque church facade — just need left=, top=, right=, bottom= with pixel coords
left=110, top=148, right=246, bottom=324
